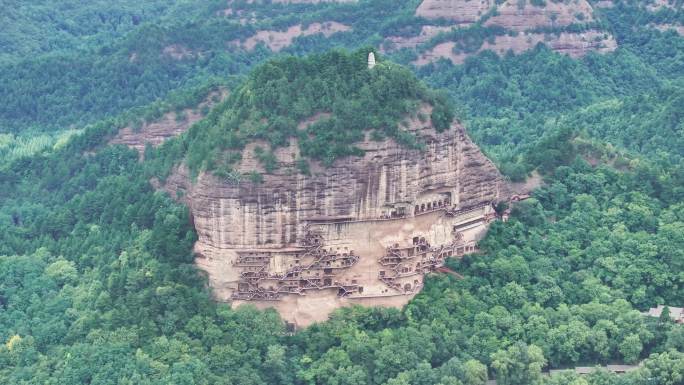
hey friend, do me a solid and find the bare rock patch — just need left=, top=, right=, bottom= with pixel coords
left=233, top=22, right=351, bottom=52
left=485, top=0, right=595, bottom=31
left=384, top=25, right=454, bottom=51
left=653, top=23, right=684, bottom=35
left=414, top=30, right=617, bottom=65
left=110, top=89, right=228, bottom=155
left=162, top=112, right=509, bottom=326
left=416, top=0, right=496, bottom=25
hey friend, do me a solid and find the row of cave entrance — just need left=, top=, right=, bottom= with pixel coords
left=384, top=196, right=452, bottom=218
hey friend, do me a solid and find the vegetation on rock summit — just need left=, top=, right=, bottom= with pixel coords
left=180, top=49, right=454, bottom=176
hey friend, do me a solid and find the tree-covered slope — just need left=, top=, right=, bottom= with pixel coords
left=0, top=0, right=207, bottom=62
left=0, top=95, right=682, bottom=384
left=178, top=49, right=453, bottom=174
left=6, top=0, right=678, bottom=137
left=0, top=1, right=683, bottom=384
left=418, top=7, right=684, bottom=180
left=0, top=0, right=421, bottom=133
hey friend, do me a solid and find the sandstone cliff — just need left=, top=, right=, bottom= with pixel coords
left=110, top=89, right=227, bottom=154
left=485, top=0, right=594, bottom=31
left=231, top=22, right=351, bottom=52
left=415, top=30, right=616, bottom=65
left=389, top=0, right=618, bottom=65
left=653, top=24, right=684, bottom=36
left=163, top=109, right=508, bottom=326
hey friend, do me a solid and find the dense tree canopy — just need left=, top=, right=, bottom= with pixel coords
left=0, top=1, right=682, bottom=384
left=180, top=49, right=453, bottom=173
left=0, top=0, right=422, bottom=134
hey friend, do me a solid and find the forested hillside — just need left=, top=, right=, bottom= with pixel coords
left=0, top=0, right=419, bottom=133
left=178, top=49, right=453, bottom=172
left=0, top=0, right=682, bottom=384
left=1, top=0, right=205, bottom=61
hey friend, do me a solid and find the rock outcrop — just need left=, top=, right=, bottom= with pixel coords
left=485, top=0, right=594, bottom=31
left=163, top=108, right=508, bottom=326
left=653, top=23, right=684, bottom=36
left=220, top=0, right=357, bottom=20
left=407, top=0, right=617, bottom=65
left=239, top=0, right=356, bottom=3
left=415, top=30, right=617, bottom=65
left=163, top=44, right=202, bottom=60
left=416, top=0, right=495, bottom=25
left=646, top=0, right=681, bottom=11
left=110, top=89, right=227, bottom=154
left=593, top=0, right=614, bottom=8
left=383, top=25, right=454, bottom=51
left=233, top=22, right=351, bottom=52
left=269, top=0, right=357, bottom=2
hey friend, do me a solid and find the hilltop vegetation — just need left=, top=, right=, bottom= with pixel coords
left=178, top=49, right=453, bottom=174
left=0, top=0, right=421, bottom=133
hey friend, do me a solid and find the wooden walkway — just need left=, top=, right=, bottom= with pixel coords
left=486, top=362, right=641, bottom=384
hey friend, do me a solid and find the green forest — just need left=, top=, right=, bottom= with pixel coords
left=178, top=49, right=453, bottom=173
left=0, top=0, right=683, bottom=384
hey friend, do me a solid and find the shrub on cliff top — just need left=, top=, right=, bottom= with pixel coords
left=183, top=48, right=455, bottom=173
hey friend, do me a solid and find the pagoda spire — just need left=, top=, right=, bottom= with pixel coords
left=368, top=52, right=376, bottom=69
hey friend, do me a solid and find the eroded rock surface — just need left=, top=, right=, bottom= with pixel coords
left=593, top=0, right=614, bottom=8
left=646, top=0, right=681, bottom=11
left=415, top=30, right=616, bottom=65
left=384, top=25, right=454, bottom=51
left=410, top=0, right=617, bottom=64
left=164, top=111, right=508, bottom=326
left=110, top=90, right=227, bottom=154
left=220, top=0, right=357, bottom=18
left=238, top=0, right=356, bottom=3
left=163, top=44, right=202, bottom=60
left=416, top=0, right=495, bottom=25
left=485, top=0, right=594, bottom=31
left=269, top=0, right=357, bottom=3
left=653, top=23, right=684, bottom=35
left=234, top=22, right=351, bottom=52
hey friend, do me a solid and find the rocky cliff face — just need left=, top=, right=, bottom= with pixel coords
left=653, top=24, right=684, bottom=36
left=390, top=0, right=617, bottom=64
left=231, top=22, right=351, bottom=52
left=485, top=0, right=594, bottom=31
left=163, top=108, right=508, bottom=326
left=416, top=0, right=495, bottom=25
left=416, top=0, right=594, bottom=27
left=110, top=90, right=226, bottom=155
left=415, top=30, right=616, bottom=65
